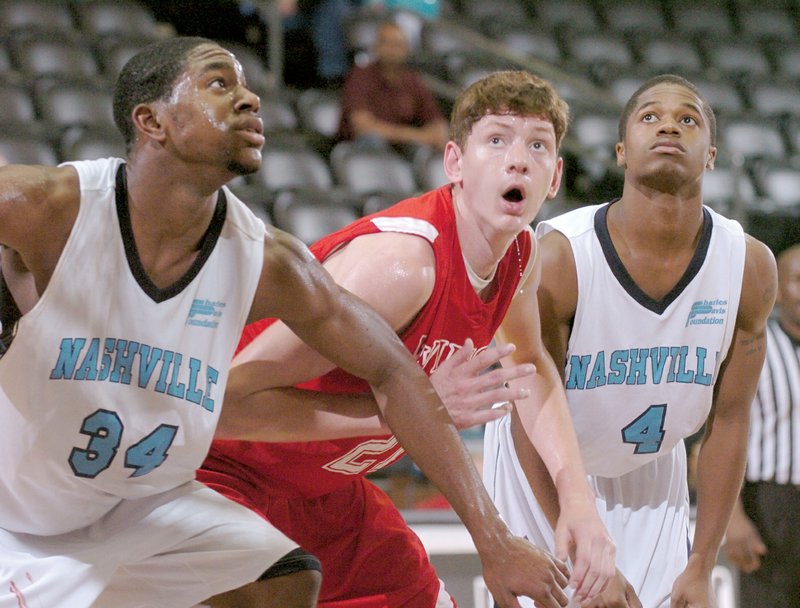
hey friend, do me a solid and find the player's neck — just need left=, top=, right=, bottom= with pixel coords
left=613, top=190, right=704, bottom=255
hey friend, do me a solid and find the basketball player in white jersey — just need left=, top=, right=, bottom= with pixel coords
left=484, top=74, right=777, bottom=607
left=0, top=36, right=594, bottom=608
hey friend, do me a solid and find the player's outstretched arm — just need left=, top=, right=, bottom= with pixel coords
left=236, top=228, right=574, bottom=607
left=499, top=231, right=616, bottom=604
left=671, top=236, right=776, bottom=607
left=217, top=338, right=532, bottom=440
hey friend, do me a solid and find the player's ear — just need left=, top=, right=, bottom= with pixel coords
left=131, top=102, right=167, bottom=144
left=547, top=156, right=563, bottom=200
left=615, top=141, right=626, bottom=168
left=706, top=145, right=717, bottom=171
left=443, top=141, right=463, bottom=183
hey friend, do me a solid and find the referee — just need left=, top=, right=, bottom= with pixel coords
left=724, top=243, right=800, bottom=608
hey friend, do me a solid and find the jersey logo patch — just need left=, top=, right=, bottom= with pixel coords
left=685, top=299, right=727, bottom=327
left=187, top=298, right=226, bottom=328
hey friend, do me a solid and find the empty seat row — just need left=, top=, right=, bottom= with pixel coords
left=0, top=0, right=160, bottom=39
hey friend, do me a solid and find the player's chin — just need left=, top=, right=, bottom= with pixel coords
left=227, top=151, right=262, bottom=176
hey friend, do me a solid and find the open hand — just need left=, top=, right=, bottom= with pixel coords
left=483, top=533, right=571, bottom=608
left=429, top=339, right=535, bottom=429
left=579, top=569, right=641, bottom=608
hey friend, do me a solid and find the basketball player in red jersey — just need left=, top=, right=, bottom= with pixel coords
left=199, top=71, right=615, bottom=608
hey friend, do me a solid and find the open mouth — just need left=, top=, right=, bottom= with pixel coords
left=503, top=188, right=524, bottom=203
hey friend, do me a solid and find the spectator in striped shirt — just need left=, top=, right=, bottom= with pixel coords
left=724, top=242, right=800, bottom=608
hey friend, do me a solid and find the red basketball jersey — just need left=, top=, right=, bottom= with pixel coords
left=208, top=185, right=531, bottom=496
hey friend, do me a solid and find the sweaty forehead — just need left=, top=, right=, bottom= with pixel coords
left=475, top=112, right=555, bottom=134
left=185, top=44, right=240, bottom=72
left=635, top=83, right=703, bottom=112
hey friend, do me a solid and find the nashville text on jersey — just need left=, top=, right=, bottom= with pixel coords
left=49, top=337, right=219, bottom=411
left=566, top=345, right=719, bottom=390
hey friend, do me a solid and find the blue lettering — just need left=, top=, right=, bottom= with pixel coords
left=155, top=350, right=175, bottom=394
left=75, top=338, right=101, bottom=381
left=676, top=345, right=695, bottom=383
left=587, top=351, right=607, bottom=389
left=110, top=341, right=140, bottom=385
left=50, top=338, right=86, bottom=379
left=608, top=350, right=628, bottom=384
left=137, top=345, right=163, bottom=388
left=695, top=347, right=712, bottom=386
left=649, top=347, right=670, bottom=384
left=98, top=338, right=114, bottom=381
left=185, top=357, right=203, bottom=405
left=166, top=353, right=186, bottom=399
left=566, top=355, right=591, bottom=389
left=626, top=348, right=648, bottom=385
left=51, top=336, right=218, bottom=412
left=667, top=346, right=681, bottom=382
left=202, top=366, right=219, bottom=412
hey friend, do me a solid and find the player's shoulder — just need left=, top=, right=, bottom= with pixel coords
left=738, top=234, right=777, bottom=329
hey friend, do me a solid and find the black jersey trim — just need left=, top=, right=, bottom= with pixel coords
left=595, top=202, right=713, bottom=315
left=115, top=164, right=227, bottom=303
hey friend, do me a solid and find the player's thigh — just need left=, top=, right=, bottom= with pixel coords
left=96, top=482, right=300, bottom=607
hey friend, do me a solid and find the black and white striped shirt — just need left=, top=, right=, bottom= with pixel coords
left=746, top=318, right=800, bottom=485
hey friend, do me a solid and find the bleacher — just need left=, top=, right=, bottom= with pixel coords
left=1, top=0, right=799, bottom=253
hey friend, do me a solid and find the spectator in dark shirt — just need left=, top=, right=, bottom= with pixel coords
left=338, top=21, right=448, bottom=154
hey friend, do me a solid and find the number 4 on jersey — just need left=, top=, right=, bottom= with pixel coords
left=622, top=404, right=667, bottom=454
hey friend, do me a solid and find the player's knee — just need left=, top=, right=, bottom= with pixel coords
left=257, top=547, right=322, bottom=607
left=268, top=568, right=322, bottom=607
left=203, top=568, right=321, bottom=608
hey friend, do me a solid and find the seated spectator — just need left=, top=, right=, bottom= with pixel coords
left=338, top=21, right=448, bottom=154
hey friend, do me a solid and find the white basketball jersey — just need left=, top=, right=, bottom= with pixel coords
left=538, top=202, right=745, bottom=478
left=484, top=202, right=746, bottom=607
left=0, top=158, right=265, bottom=535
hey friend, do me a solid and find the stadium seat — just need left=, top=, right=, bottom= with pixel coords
left=253, top=140, right=334, bottom=195
left=74, top=0, right=160, bottom=39
left=702, top=165, right=756, bottom=213
left=668, top=2, right=734, bottom=37
left=702, top=40, right=771, bottom=79
left=601, top=1, right=667, bottom=35
left=634, top=36, right=704, bottom=74
left=747, top=81, right=800, bottom=118
left=0, top=0, right=75, bottom=35
left=534, top=0, right=600, bottom=31
left=330, top=142, right=418, bottom=199
left=59, top=126, right=126, bottom=163
left=271, top=191, right=359, bottom=245
left=486, top=24, right=562, bottom=64
left=719, top=116, right=787, bottom=164
left=755, top=163, right=800, bottom=209
left=94, top=36, right=160, bottom=81
left=771, top=43, right=800, bottom=80
left=296, top=88, right=342, bottom=149
left=0, top=80, right=36, bottom=125
left=0, top=130, right=58, bottom=165
left=9, top=32, right=100, bottom=82
left=736, top=5, right=796, bottom=41
left=412, top=146, right=449, bottom=192
left=34, top=79, right=115, bottom=132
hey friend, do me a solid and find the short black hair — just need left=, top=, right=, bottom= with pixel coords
left=113, top=36, right=216, bottom=150
left=618, top=74, right=716, bottom=145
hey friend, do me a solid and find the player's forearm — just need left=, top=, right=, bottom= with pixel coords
left=691, top=418, right=749, bottom=569
left=217, top=386, right=387, bottom=441
left=371, top=367, right=512, bottom=545
left=516, top=364, right=595, bottom=507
